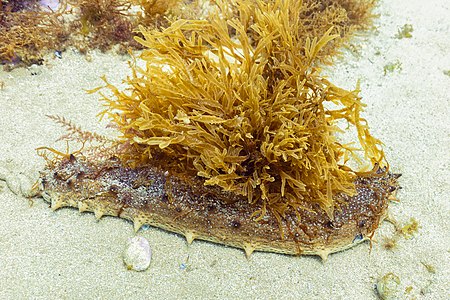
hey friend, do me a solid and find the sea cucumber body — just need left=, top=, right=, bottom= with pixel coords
left=39, top=155, right=400, bottom=258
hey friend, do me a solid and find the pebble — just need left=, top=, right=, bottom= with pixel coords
left=141, top=224, right=151, bottom=231
left=28, top=64, right=42, bottom=76
left=122, top=236, right=152, bottom=271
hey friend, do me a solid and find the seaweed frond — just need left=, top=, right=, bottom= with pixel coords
left=39, top=115, right=120, bottom=164
left=46, top=115, right=112, bottom=144
left=99, top=0, right=384, bottom=219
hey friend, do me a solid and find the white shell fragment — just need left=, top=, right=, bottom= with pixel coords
left=376, top=272, right=401, bottom=300
left=0, top=161, right=39, bottom=197
left=122, top=236, right=152, bottom=271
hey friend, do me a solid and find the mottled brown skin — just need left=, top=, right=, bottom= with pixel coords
left=39, top=155, right=400, bottom=259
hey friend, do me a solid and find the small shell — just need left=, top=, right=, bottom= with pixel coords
left=122, top=236, right=152, bottom=271
left=376, top=272, right=401, bottom=300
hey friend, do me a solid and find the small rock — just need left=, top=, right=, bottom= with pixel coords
left=122, top=236, right=152, bottom=271
left=141, top=224, right=151, bottom=231
left=28, top=64, right=42, bottom=76
left=54, top=50, right=62, bottom=59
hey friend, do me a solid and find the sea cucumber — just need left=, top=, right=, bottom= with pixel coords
left=38, top=154, right=400, bottom=259
left=34, top=0, right=396, bottom=260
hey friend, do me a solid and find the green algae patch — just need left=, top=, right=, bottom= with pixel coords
left=395, top=23, right=414, bottom=39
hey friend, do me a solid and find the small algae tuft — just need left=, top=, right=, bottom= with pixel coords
left=421, top=262, right=436, bottom=274
left=382, top=236, right=398, bottom=251
left=380, top=216, right=420, bottom=251
left=398, top=217, right=419, bottom=239
left=395, top=23, right=413, bottom=39
left=383, top=60, right=402, bottom=75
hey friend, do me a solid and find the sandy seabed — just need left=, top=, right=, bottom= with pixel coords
left=0, top=0, right=449, bottom=299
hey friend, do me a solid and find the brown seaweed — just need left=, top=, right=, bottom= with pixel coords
left=1, top=0, right=377, bottom=67
left=0, top=0, right=68, bottom=66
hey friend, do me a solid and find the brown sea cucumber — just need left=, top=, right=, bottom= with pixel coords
left=38, top=154, right=400, bottom=259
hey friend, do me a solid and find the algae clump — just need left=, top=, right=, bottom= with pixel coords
left=395, top=23, right=413, bottom=39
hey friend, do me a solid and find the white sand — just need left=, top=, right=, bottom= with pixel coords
left=0, top=0, right=449, bottom=298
